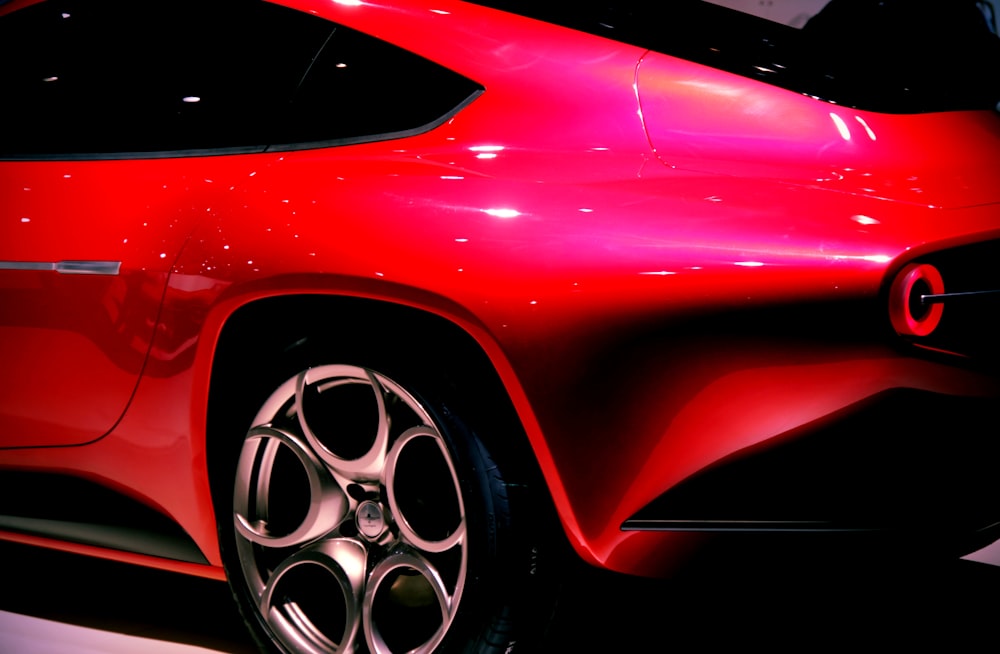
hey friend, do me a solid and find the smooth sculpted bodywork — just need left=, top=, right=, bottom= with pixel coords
left=1, top=0, right=999, bottom=652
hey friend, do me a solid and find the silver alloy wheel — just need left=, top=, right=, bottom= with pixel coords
left=233, top=364, right=468, bottom=654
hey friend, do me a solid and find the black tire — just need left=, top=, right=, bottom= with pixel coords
left=219, top=361, right=550, bottom=654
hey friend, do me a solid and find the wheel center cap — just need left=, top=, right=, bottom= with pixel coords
left=356, top=500, right=386, bottom=539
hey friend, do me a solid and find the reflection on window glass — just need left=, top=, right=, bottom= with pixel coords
left=0, top=0, right=332, bottom=156
left=0, top=0, right=481, bottom=158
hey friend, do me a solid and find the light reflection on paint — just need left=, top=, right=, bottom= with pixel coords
left=829, top=113, right=851, bottom=141
left=855, top=115, right=877, bottom=141
left=483, top=208, right=520, bottom=218
left=831, top=253, right=892, bottom=264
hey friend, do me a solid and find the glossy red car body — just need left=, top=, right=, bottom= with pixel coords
left=2, top=0, right=1000, bottom=645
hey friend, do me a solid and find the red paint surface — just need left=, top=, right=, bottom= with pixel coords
left=1, top=0, right=999, bottom=575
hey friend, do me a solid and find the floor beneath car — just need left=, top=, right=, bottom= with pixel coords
left=1, top=540, right=998, bottom=652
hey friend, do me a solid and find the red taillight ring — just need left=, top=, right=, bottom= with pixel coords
left=889, top=263, right=944, bottom=337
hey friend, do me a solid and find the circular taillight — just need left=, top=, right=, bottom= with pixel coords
left=889, top=263, right=944, bottom=337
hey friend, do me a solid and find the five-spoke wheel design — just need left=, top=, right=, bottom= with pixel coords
left=233, top=364, right=468, bottom=654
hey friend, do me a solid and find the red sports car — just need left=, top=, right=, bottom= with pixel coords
left=2, top=0, right=999, bottom=652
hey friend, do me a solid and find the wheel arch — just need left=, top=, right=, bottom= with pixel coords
left=203, top=292, right=557, bottom=537
left=202, top=292, right=574, bottom=651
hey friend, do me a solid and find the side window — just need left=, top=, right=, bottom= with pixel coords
left=0, top=0, right=482, bottom=159
left=0, top=0, right=333, bottom=157
left=272, top=25, right=483, bottom=149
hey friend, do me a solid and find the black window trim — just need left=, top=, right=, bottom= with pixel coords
left=0, top=88, right=483, bottom=162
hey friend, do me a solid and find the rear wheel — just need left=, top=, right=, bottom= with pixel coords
left=223, top=362, right=538, bottom=653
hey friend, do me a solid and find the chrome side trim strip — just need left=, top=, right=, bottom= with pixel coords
left=0, top=261, right=55, bottom=271
left=55, top=260, right=122, bottom=275
left=0, top=260, right=121, bottom=275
